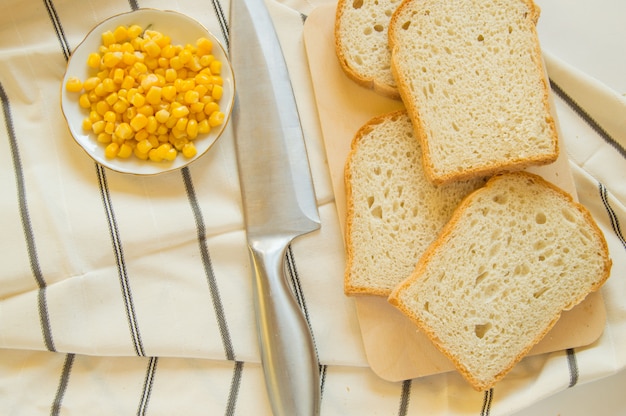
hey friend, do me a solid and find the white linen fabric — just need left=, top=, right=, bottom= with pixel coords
left=0, top=0, right=624, bottom=414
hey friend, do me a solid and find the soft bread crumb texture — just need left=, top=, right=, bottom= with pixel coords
left=389, top=0, right=559, bottom=183
left=389, top=172, right=612, bottom=391
left=335, top=0, right=403, bottom=98
left=344, top=111, right=486, bottom=296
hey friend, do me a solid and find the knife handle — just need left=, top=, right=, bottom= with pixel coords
left=248, top=237, right=321, bottom=416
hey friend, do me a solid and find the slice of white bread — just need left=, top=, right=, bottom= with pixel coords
left=388, top=0, right=559, bottom=184
left=334, top=0, right=402, bottom=99
left=388, top=171, right=612, bottom=391
left=344, top=110, right=486, bottom=296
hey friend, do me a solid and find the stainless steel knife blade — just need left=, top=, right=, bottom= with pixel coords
left=229, top=0, right=321, bottom=414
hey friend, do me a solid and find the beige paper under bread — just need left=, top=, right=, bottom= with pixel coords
left=304, top=4, right=606, bottom=382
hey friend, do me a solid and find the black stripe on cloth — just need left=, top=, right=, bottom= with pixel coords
left=0, top=81, right=56, bottom=352
left=43, top=0, right=71, bottom=60
left=96, top=164, right=145, bottom=356
left=137, top=357, right=158, bottom=416
left=225, top=361, right=244, bottom=415
left=480, top=388, right=494, bottom=416
left=549, top=79, right=626, bottom=160
left=50, top=353, right=75, bottom=416
left=128, top=0, right=139, bottom=11
left=210, top=0, right=230, bottom=50
left=181, top=167, right=236, bottom=361
left=397, top=379, right=411, bottom=416
left=566, top=348, right=579, bottom=387
left=599, top=183, right=626, bottom=250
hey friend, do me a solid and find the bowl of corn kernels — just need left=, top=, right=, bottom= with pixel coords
left=61, top=9, right=235, bottom=175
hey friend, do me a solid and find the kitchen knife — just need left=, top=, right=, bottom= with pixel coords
left=229, top=0, right=321, bottom=415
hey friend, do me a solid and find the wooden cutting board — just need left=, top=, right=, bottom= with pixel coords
left=303, top=4, right=607, bottom=382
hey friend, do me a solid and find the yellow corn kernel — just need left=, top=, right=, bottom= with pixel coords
left=175, top=117, right=188, bottom=132
left=136, top=138, right=153, bottom=154
left=130, top=113, right=148, bottom=131
left=148, top=135, right=159, bottom=149
left=203, top=101, right=219, bottom=116
left=183, top=89, right=199, bottom=104
left=121, top=75, right=135, bottom=90
left=148, top=148, right=163, bottom=162
left=145, top=57, right=159, bottom=71
left=112, top=68, right=125, bottom=84
left=89, top=111, right=102, bottom=122
left=211, top=84, right=223, bottom=100
left=102, top=78, right=116, bottom=93
left=103, top=111, right=117, bottom=123
left=112, top=98, right=129, bottom=114
left=208, top=111, right=225, bottom=127
left=178, top=49, right=192, bottom=64
left=129, top=92, right=145, bottom=107
left=101, top=30, right=116, bottom=47
left=65, top=77, right=83, bottom=92
left=194, top=73, right=212, bottom=85
left=210, top=75, right=223, bottom=86
left=145, top=116, right=157, bottom=134
left=157, top=133, right=169, bottom=143
left=164, top=147, right=177, bottom=161
left=209, top=60, right=222, bottom=75
left=198, top=119, right=210, bottom=134
left=92, top=120, right=106, bottom=134
left=155, top=108, right=170, bottom=124
left=105, top=92, right=118, bottom=106
left=113, top=25, right=128, bottom=43
left=134, top=129, right=149, bottom=142
left=104, top=142, right=119, bottom=158
left=104, top=121, right=116, bottom=135
left=83, top=77, right=101, bottom=91
left=115, top=122, right=133, bottom=140
left=145, top=86, right=162, bottom=105
left=161, top=85, right=177, bottom=101
left=155, top=143, right=172, bottom=160
left=82, top=118, right=92, bottom=131
left=97, top=132, right=112, bottom=143
left=137, top=105, right=154, bottom=117
left=143, top=39, right=161, bottom=58
left=196, top=37, right=213, bottom=55
left=186, top=119, right=198, bottom=139
left=134, top=147, right=149, bottom=160
left=170, top=126, right=186, bottom=140
left=182, top=142, right=197, bottom=158
left=102, top=51, right=123, bottom=68
left=87, top=53, right=101, bottom=68
left=171, top=104, right=189, bottom=118
left=169, top=56, right=183, bottom=70
left=93, top=82, right=106, bottom=97
left=117, top=143, right=133, bottom=158
left=95, top=100, right=110, bottom=115
left=187, top=56, right=202, bottom=72
left=200, top=54, right=214, bottom=68
left=79, top=93, right=91, bottom=109
left=127, top=24, right=143, bottom=39
left=190, top=102, right=204, bottom=114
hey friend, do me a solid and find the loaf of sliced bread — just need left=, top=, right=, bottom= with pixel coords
left=388, top=0, right=559, bottom=184
left=334, top=0, right=402, bottom=99
left=388, top=172, right=612, bottom=391
left=344, top=110, right=486, bottom=296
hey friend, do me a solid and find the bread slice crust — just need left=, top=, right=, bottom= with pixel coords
left=388, top=0, right=559, bottom=184
left=388, top=171, right=612, bottom=391
left=344, top=110, right=486, bottom=296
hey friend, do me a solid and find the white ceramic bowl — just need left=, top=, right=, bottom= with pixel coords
left=61, top=9, right=234, bottom=175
